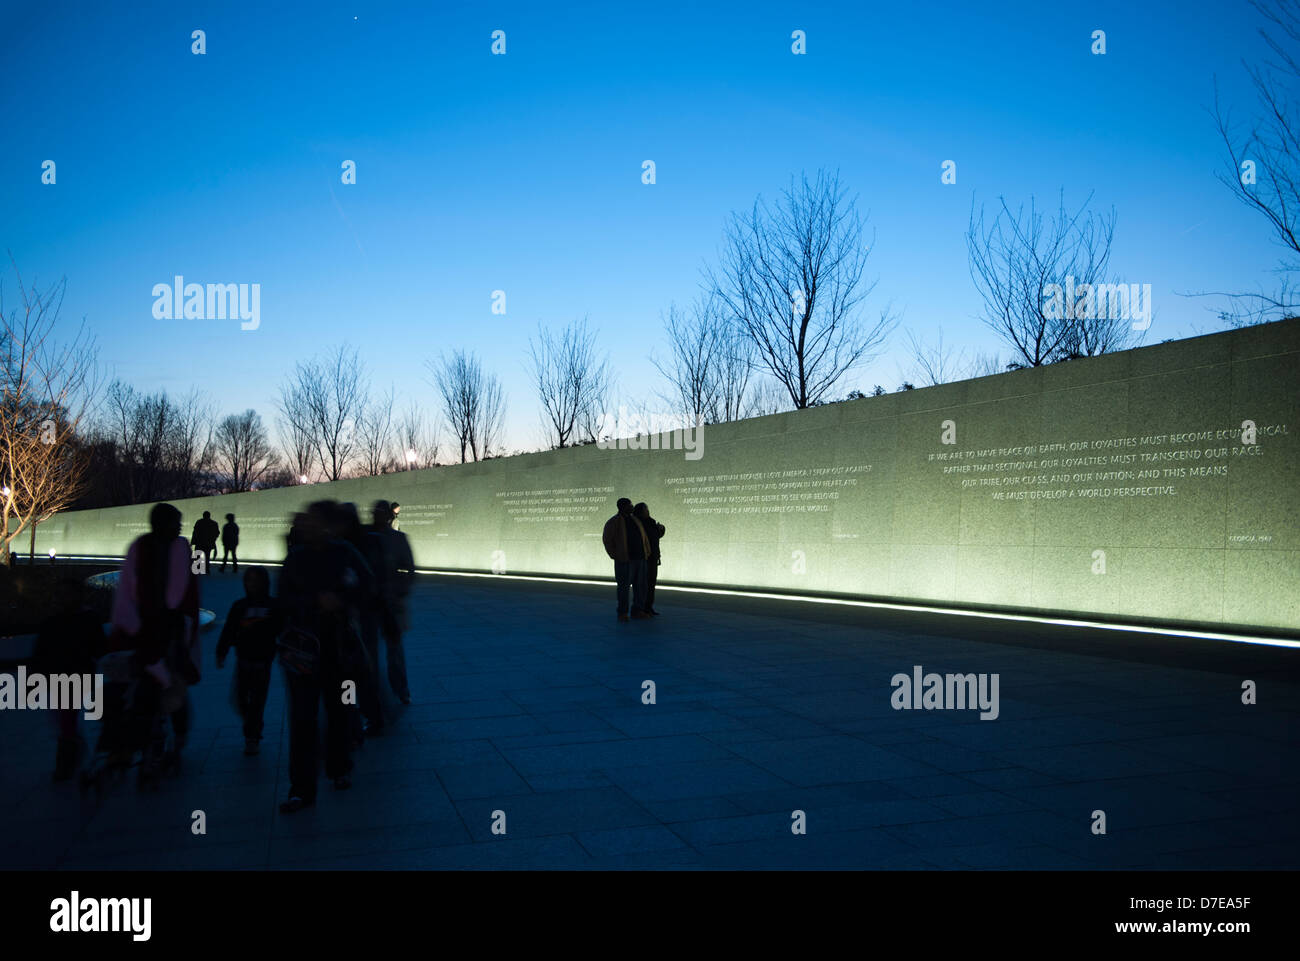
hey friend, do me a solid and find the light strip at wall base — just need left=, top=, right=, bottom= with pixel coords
left=47, top=555, right=1299, bottom=650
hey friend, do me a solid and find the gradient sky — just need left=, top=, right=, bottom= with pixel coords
left=2, top=0, right=1287, bottom=455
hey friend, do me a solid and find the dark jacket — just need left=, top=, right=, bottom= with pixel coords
left=192, top=518, right=219, bottom=550
left=371, top=526, right=415, bottom=608
left=602, top=512, right=649, bottom=562
left=355, top=531, right=387, bottom=612
left=221, top=521, right=240, bottom=548
left=216, top=596, right=283, bottom=662
left=640, top=515, right=666, bottom=563
left=278, top=538, right=374, bottom=662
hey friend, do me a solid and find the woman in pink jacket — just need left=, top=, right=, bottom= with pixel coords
left=110, top=502, right=201, bottom=786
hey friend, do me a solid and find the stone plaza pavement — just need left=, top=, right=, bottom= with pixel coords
left=2, top=571, right=1297, bottom=870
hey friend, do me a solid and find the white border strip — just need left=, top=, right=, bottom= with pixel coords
left=53, top=555, right=1299, bottom=650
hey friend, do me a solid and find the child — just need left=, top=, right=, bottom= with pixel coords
left=32, top=579, right=107, bottom=780
left=216, top=567, right=282, bottom=755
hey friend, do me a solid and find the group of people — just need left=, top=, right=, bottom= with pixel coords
left=58, top=498, right=413, bottom=807
left=602, top=499, right=666, bottom=621
left=190, top=511, right=240, bottom=571
left=270, top=499, right=413, bottom=812
left=43, top=495, right=667, bottom=804
left=98, top=503, right=202, bottom=787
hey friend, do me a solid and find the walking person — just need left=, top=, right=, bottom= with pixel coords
left=329, top=502, right=385, bottom=738
left=633, top=503, right=666, bottom=616
left=33, top=579, right=107, bottom=780
left=277, top=501, right=373, bottom=814
left=220, top=513, right=240, bottom=572
left=370, top=500, right=415, bottom=704
left=111, top=502, right=202, bottom=788
left=191, top=511, right=219, bottom=567
left=601, top=498, right=651, bottom=622
left=215, top=566, right=282, bottom=756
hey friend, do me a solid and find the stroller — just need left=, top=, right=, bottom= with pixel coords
left=79, top=650, right=150, bottom=794
left=80, top=621, right=194, bottom=794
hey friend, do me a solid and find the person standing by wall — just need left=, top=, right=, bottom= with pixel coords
left=191, top=511, right=218, bottom=566
left=220, top=513, right=240, bottom=572
left=601, top=497, right=651, bottom=622
left=633, top=502, right=665, bottom=616
left=371, top=500, right=415, bottom=704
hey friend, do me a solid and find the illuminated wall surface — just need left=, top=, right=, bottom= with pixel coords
left=32, top=320, right=1300, bottom=632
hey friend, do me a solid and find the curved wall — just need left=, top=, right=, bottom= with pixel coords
left=29, top=320, right=1300, bottom=633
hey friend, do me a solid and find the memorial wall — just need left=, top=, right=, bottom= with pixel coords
left=29, top=319, right=1300, bottom=633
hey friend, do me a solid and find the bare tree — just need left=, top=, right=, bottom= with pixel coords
left=428, top=351, right=472, bottom=464
left=426, top=350, right=507, bottom=463
left=656, top=293, right=762, bottom=424
left=256, top=465, right=297, bottom=490
left=715, top=320, right=760, bottom=422
left=903, top=327, right=972, bottom=387
left=608, top=392, right=669, bottom=439
left=477, top=373, right=507, bottom=459
left=967, top=191, right=1134, bottom=367
left=1207, top=0, right=1300, bottom=324
left=165, top=388, right=215, bottom=498
left=96, top=381, right=213, bottom=501
left=276, top=388, right=316, bottom=483
left=710, top=169, right=897, bottom=409
left=745, top=377, right=790, bottom=417
left=102, top=380, right=163, bottom=503
left=1, top=266, right=99, bottom=565
left=212, top=409, right=278, bottom=492
left=1060, top=291, right=1148, bottom=359
left=355, top=385, right=396, bottom=476
left=528, top=319, right=610, bottom=448
left=396, top=401, right=438, bottom=468
left=576, top=380, right=612, bottom=445
left=967, top=351, right=1006, bottom=378
left=278, top=344, right=367, bottom=482
left=655, top=298, right=716, bottom=426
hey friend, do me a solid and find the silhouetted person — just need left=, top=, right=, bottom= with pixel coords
left=191, top=511, right=219, bottom=566
left=633, top=503, right=666, bottom=616
left=111, top=502, right=201, bottom=787
left=216, top=566, right=282, bottom=755
left=277, top=500, right=374, bottom=813
left=335, top=502, right=386, bottom=739
left=370, top=500, right=415, bottom=704
left=602, top=497, right=651, bottom=622
left=33, top=579, right=106, bottom=780
left=286, top=512, right=305, bottom=551
left=220, top=513, right=240, bottom=572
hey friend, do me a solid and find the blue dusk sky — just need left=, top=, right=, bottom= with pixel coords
left=1, top=0, right=1287, bottom=453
